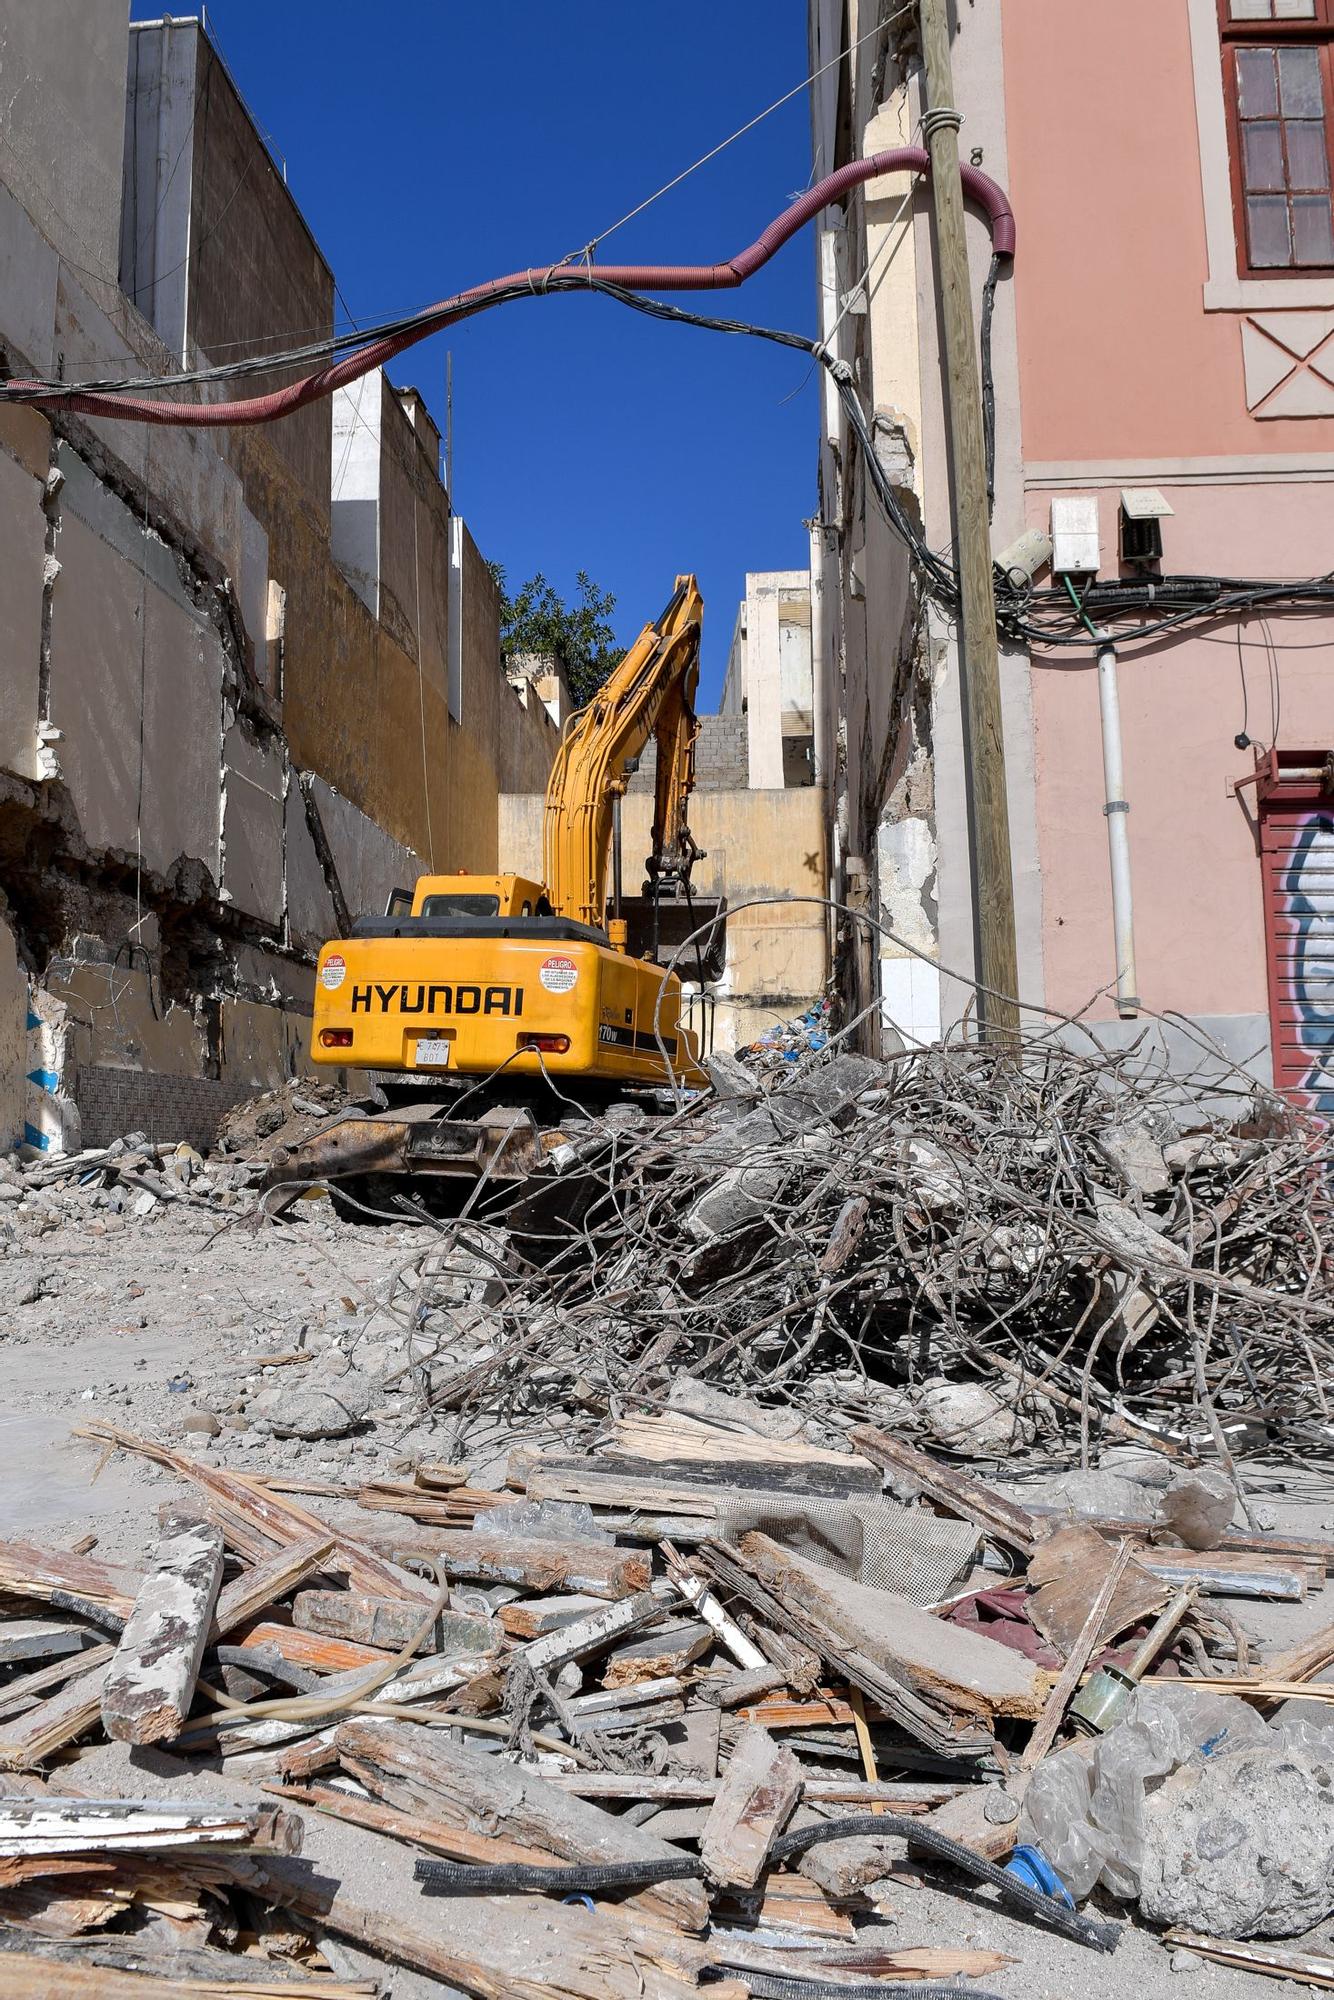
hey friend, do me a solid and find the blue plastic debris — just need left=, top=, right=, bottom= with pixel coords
left=1004, top=1844, right=1075, bottom=1909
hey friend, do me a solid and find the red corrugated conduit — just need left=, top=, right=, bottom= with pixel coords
left=5, top=149, right=1014, bottom=429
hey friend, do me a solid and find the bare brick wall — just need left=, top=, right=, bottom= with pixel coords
left=76, top=1066, right=249, bottom=1153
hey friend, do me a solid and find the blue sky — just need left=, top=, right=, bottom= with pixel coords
left=133, top=2, right=821, bottom=706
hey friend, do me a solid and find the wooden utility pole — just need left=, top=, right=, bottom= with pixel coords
left=919, top=0, right=1020, bottom=1039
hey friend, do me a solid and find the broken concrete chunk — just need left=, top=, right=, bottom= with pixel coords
left=1139, top=1741, right=1334, bottom=1939
left=1155, top=1468, right=1238, bottom=1552
left=1090, top=1187, right=1190, bottom=1270
left=918, top=1379, right=1034, bottom=1456
left=666, top=1377, right=806, bottom=1441
left=248, top=1367, right=374, bottom=1439
left=102, top=1522, right=223, bottom=1745
left=1094, top=1121, right=1172, bottom=1197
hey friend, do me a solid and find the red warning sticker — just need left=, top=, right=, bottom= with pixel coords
left=320, top=953, right=346, bottom=991
left=539, top=954, right=578, bottom=995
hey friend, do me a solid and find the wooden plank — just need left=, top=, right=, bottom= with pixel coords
left=497, top=1593, right=605, bottom=1638
left=274, top=1780, right=555, bottom=1867
left=608, top=1413, right=880, bottom=1489
left=1164, top=1929, right=1334, bottom=1988
left=732, top=1533, right=1043, bottom=1724
left=0, top=1657, right=109, bottom=1770
left=602, top=1619, right=712, bottom=1686
left=102, top=1523, right=224, bottom=1745
left=1258, top=1617, right=1334, bottom=1692
left=73, top=1425, right=432, bottom=1604
left=846, top=1424, right=1038, bottom=1554
left=553, top=1773, right=964, bottom=1807
left=1026, top=1524, right=1167, bottom=1656
left=1021, top=1540, right=1135, bottom=1771
left=1081, top=1518, right=1334, bottom=1573
left=0, top=1954, right=374, bottom=1998
left=518, top=1590, right=666, bottom=1677
left=0, top=1796, right=300, bottom=1858
left=177, top=1655, right=470, bottom=1758
left=292, top=1589, right=494, bottom=1654
left=0, top=1540, right=143, bottom=1619
left=0, top=1645, right=115, bottom=1725
left=333, top=1715, right=710, bottom=1932
left=210, top=1535, right=335, bottom=1639
left=356, top=1526, right=649, bottom=1600
left=699, top=1721, right=801, bottom=1889
left=256, top=1841, right=736, bottom=2000
left=233, top=1620, right=390, bottom=1674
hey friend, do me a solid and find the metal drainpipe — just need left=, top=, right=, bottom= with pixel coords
left=808, top=519, right=828, bottom=789
left=1096, top=633, right=1140, bottom=1017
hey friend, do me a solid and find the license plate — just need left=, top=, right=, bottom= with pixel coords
left=415, top=1037, right=451, bottom=1067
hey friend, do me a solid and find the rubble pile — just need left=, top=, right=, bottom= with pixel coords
left=2, top=1035, right=1333, bottom=1992
left=0, top=1394, right=1330, bottom=1992
left=0, top=1134, right=261, bottom=1236
left=398, top=1039, right=1334, bottom=1469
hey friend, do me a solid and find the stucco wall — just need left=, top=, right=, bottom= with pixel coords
left=1001, top=0, right=1334, bottom=1059
left=0, top=12, right=557, bottom=1150
left=1003, top=0, right=1334, bottom=463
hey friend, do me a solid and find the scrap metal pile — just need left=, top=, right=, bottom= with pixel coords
left=398, top=1037, right=1334, bottom=1471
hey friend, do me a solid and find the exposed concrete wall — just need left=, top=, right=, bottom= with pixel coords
left=305, top=776, right=421, bottom=924
left=499, top=787, right=829, bottom=1052
left=0, top=12, right=557, bottom=1152
left=118, top=20, right=195, bottom=358
left=0, top=428, right=47, bottom=784
left=48, top=446, right=225, bottom=890
left=0, top=917, right=25, bottom=1152
left=0, top=0, right=128, bottom=295
left=182, top=27, right=334, bottom=515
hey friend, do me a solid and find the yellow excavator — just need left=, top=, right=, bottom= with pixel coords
left=272, top=577, right=724, bottom=1205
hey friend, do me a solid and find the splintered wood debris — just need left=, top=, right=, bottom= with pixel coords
left=4, top=1036, right=1334, bottom=1990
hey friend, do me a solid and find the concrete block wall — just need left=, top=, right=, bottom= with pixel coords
left=627, top=715, right=751, bottom=795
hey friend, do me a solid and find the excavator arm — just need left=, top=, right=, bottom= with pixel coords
left=542, top=575, right=705, bottom=932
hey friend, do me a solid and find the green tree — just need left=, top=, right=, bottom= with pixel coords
left=488, top=564, right=620, bottom=708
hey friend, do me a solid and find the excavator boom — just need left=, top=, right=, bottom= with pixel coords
left=542, top=576, right=704, bottom=931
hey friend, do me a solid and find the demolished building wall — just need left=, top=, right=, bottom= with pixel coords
left=0, top=8, right=560, bottom=1151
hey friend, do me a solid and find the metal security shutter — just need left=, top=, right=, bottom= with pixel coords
left=1258, top=753, right=1334, bottom=1114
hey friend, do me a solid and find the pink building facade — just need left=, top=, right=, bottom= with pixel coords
left=809, top=0, right=1334, bottom=1103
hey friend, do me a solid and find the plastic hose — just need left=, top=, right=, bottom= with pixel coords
left=415, top=1807, right=1119, bottom=1954
left=5, top=150, right=1014, bottom=429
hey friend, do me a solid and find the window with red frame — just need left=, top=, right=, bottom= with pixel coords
left=1220, top=0, right=1334, bottom=271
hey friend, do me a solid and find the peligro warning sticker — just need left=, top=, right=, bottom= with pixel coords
left=320, top=953, right=346, bottom=991
left=539, top=954, right=578, bottom=995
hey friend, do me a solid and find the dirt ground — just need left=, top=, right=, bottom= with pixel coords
left=3, top=1187, right=1334, bottom=1997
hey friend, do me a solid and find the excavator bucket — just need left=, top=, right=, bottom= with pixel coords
left=621, top=893, right=727, bottom=984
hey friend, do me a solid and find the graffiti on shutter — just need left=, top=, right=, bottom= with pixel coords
left=1262, top=805, right=1334, bottom=1114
